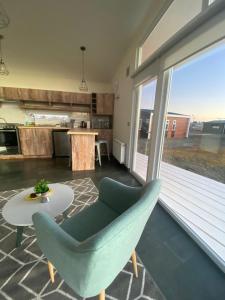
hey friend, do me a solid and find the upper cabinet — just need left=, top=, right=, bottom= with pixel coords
left=0, top=87, right=114, bottom=115
left=0, top=87, right=91, bottom=105
left=96, top=93, right=114, bottom=115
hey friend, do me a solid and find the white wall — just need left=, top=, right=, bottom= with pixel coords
left=0, top=102, right=26, bottom=123
left=0, top=71, right=112, bottom=94
left=112, top=2, right=165, bottom=167
left=112, top=48, right=136, bottom=166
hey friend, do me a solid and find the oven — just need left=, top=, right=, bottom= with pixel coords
left=0, top=124, right=21, bottom=154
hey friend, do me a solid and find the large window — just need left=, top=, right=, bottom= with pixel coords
left=139, top=0, right=202, bottom=65
left=132, top=79, right=157, bottom=180
left=162, top=42, right=225, bottom=184
left=208, top=0, right=217, bottom=5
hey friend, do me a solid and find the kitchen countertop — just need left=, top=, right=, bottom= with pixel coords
left=17, top=126, right=70, bottom=129
left=68, top=128, right=98, bottom=135
left=18, top=126, right=112, bottom=130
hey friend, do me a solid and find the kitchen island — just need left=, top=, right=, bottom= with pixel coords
left=68, top=129, right=98, bottom=171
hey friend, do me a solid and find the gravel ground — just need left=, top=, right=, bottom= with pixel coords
left=137, top=132, right=225, bottom=184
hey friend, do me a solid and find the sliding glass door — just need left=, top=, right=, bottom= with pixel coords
left=132, top=78, right=157, bottom=181
left=162, top=41, right=225, bottom=184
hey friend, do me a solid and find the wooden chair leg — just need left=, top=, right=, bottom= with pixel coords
left=48, top=261, right=55, bottom=283
left=99, top=290, right=105, bottom=300
left=131, top=250, right=138, bottom=278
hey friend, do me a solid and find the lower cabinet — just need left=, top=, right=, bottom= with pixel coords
left=19, top=128, right=53, bottom=157
left=18, top=127, right=112, bottom=158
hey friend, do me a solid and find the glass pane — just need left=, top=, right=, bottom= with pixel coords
left=140, top=0, right=202, bottom=65
left=208, top=0, right=216, bottom=5
left=162, top=42, right=225, bottom=184
left=133, top=79, right=157, bottom=180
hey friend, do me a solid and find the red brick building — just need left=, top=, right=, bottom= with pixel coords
left=140, top=110, right=191, bottom=139
left=165, top=113, right=191, bottom=139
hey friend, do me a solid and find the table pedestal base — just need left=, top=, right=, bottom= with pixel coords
left=16, top=226, right=24, bottom=247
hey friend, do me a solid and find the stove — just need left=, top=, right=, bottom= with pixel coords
left=0, top=123, right=18, bottom=129
left=0, top=123, right=21, bottom=155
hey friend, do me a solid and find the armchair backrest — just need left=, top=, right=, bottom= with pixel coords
left=33, top=178, right=160, bottom=298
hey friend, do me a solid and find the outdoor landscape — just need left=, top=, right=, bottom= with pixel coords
left=136, top=42, right=225, bottom=184
left=137, top=126, right=225, bottom=184
left=162, top=127, right=225, bottom=184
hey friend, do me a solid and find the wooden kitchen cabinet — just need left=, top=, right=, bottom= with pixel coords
left=0, top=87, right=20, bottom=100
left=19, top=128, right=53, bottom=157
left=96, top=94, right=105, bottom=114
left=75, top=93, right=91, bottom=105
left=0, top=87, right=92, bottom=105
left=96, top=94, right=114, bottom=115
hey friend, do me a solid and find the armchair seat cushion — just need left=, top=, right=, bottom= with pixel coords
left=61, top=201, right=118, bottom=241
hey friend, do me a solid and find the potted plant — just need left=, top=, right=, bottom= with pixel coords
left=34, top=179, right=50, bottom=202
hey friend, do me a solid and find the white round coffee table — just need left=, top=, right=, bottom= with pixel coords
left=2, top=183, right=74, bottom=247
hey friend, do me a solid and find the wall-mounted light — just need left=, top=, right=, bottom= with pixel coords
left=0, top=35, right=9, bottom=76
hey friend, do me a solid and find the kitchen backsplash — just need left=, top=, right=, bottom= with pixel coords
left=0, top=102, right=90, bottom=126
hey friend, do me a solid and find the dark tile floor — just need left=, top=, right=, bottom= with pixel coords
left=1, top=157, right=225, bottom=300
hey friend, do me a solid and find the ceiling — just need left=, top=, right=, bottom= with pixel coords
left=0, top=0, right=165, bottom=84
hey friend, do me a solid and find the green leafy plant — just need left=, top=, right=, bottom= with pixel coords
left=34, top=179, right=50, bottom=194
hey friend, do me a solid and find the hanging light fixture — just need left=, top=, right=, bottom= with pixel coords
left=0, top=2, right=10, bottom=29
left=79, top=46, right=88, bottom=91
left=0, top=35, right=9, bottom=76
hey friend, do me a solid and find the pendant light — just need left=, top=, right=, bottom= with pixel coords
left=0, top=35, right=9, bottom=76
left=79, top=46, right=88, bottom=91
left=0, top=2, right=10, bottom=29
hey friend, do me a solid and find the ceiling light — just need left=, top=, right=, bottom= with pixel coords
left=0, top=3, right=10, bottom=29
left=0, top=35, right=9, bottom=76
left=79, top=46, right=88, bottom=91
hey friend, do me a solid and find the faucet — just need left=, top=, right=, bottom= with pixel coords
left=0, top=117, right=7, bottom=123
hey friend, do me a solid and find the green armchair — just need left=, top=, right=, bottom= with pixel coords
left=32, top=177, right=161, bottom=300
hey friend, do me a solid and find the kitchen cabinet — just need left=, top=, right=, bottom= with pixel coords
left=96, top=94, right=105, bottom=114
left=19, top=128, right=53, bottom=157
left=75, top=93, right=91, bottom=105
left=96, top=94, right=114, bottom=115
left=0, top=87, right=20, bottom=100
left=0, top=87, right=91, bottom=105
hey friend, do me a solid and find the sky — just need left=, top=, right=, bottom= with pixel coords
left=141, top=42, right=225, bottom=122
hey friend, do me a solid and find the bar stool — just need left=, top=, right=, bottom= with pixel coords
left=95, top=139, right=110, bottom=166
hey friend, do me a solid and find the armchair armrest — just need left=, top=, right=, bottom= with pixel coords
left=98, top=177, right=142, bottom=214
left=32, top=212, right=100, bottom=297
left=32, top=212, right=80, bottom=253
